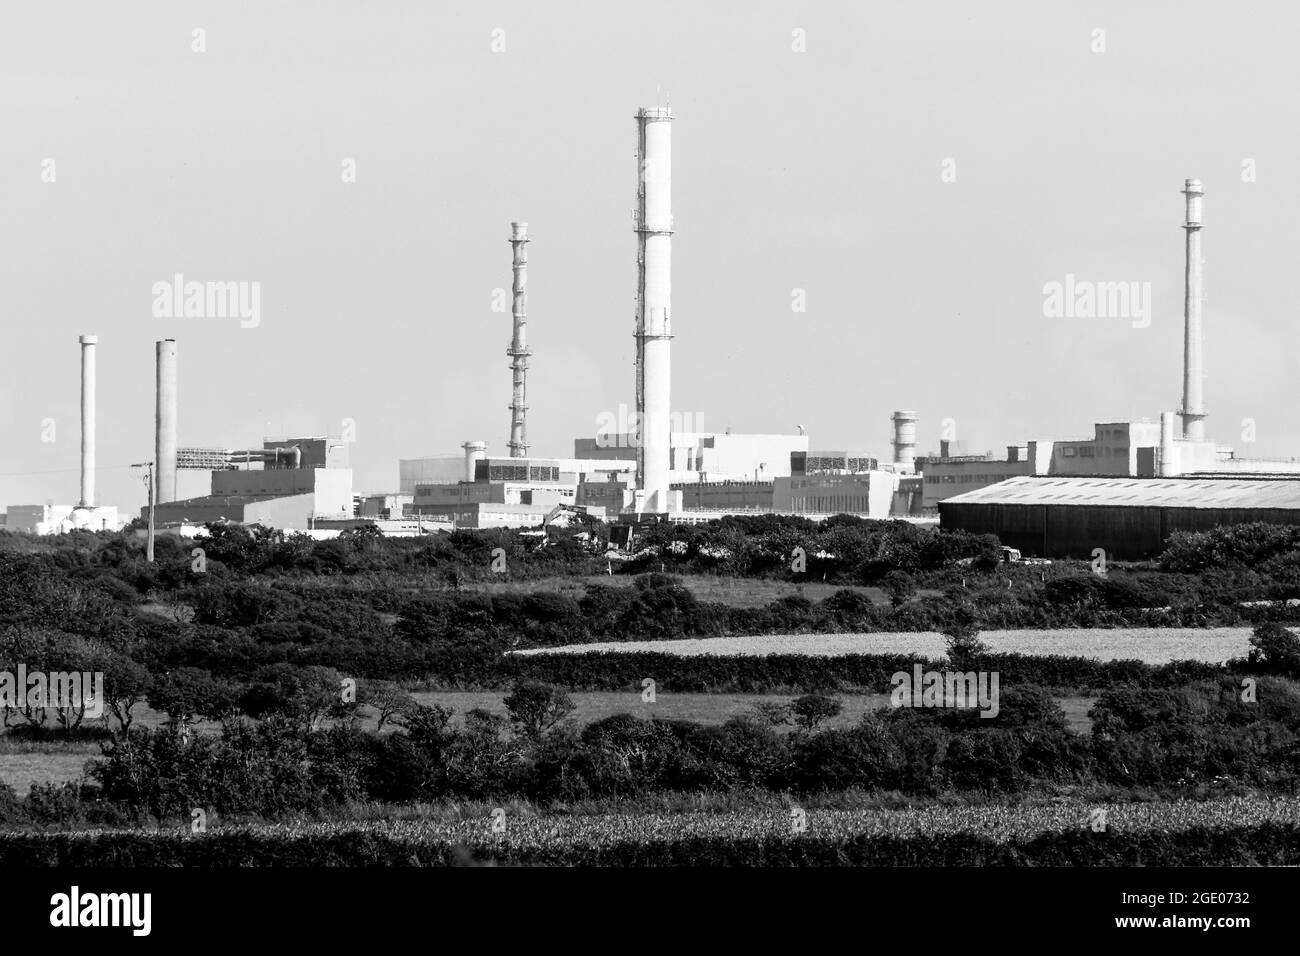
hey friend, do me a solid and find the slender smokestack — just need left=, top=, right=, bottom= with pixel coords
left=634, top=106, right=673, bottom=511
left=78, top=334, right=97, bottom=508
left=891, top=410, right=917, bottom=467
left=507, top=222, right=531, bottom=457
left=461, top=440, right=487, bottom=482
left=155, top=339, right=178, bottom=504
left=1180, top=179, right=1206, bottom=441
left=1159, top=410, right=1180, bottom=477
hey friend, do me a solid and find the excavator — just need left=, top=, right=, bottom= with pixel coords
left=539, top=504, right=608, bottom=553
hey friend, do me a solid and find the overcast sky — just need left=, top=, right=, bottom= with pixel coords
left=3, top=0, right=1297, bottom=511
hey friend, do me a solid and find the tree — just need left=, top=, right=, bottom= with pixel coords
left=503, top=680, right=575, bottom=739
left=102, top=653, right=152, bottom=737
left=943, top=612, right=987, bottom=669
left=790, top=693, right=842, bottom=731
left=1248, top=622, right=1300, bottom=674
left=881, top=570, right=917, bottom=607
left=359, top=679, right=417, bottom=732
left=238, top=664, right=343, bottom=731
left=149, top=667, right=239, bottom=733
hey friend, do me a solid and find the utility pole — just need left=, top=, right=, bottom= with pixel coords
left=133, top=462, right=157, bottom=562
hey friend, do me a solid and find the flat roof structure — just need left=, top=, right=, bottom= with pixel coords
left=942, top=476, right=1300, bottom=510
left=939, top=476, right=1300, bottom=559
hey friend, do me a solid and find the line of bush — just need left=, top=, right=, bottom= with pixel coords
left=4, top=676, right=1297, bottom=828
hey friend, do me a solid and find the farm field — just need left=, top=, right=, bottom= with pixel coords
left=465, top=573, right=891, bottom=608
left=518, top=627, right=1254, bottom=664
left=6, top=795, right=1295, bottom=867
left=410, top=691, right=1097, bottom=733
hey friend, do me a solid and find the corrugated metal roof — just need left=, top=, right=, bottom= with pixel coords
left=938, top=476, right=1300, bottom=510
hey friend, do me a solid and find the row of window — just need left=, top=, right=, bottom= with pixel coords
left=792, top=496, right=873, bottom=512
left=1061, top=446, right=1128, bottom=459
left=925, top=473, right=1019, bottom=484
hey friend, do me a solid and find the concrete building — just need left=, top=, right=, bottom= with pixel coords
left=673, top=479, right=774, bottom=512
left=576, top=431, right=809, bottom=483
left=147, top=436, right=353, bottom=529
left=939, top=475, right=1300, bottom=559
left=357, top=493, right=413, bottom=519
left=399, top=456, right=470, bottom=495
left=410, top=455, right=617, bottom=528
left=915, top=420, right=1245, bottom=512
left=774, top=471, right=898, bottom=517
left=4, top=504, right=123, bottom=535
left=918, top=441, right=1038, bottom=512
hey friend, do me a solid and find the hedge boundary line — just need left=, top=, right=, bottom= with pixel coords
left=1, top=823, right=1294, bottom=866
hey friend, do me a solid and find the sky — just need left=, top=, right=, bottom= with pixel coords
left=2, top=0, right=1298, bottom=512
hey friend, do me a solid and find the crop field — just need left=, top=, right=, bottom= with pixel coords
left=5, top=796, right=1295, bottom=867
left=317, top=794, right=1300, bottom=845
left=518, top=627, right=1254, bottom=664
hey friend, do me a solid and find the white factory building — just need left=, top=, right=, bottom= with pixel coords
left=147, top=437, right=354, bottom=529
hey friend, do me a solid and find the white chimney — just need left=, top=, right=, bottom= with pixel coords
left=1180, top=179, right=1206, bottom=440
left=79, top=334, right=97, bottom=508
left=634, top=105, right=674, bottom=513
left=155, top=339, right=178, bottom=503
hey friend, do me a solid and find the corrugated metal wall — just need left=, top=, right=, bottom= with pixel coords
left=939, top=503, right=1300, bottom=559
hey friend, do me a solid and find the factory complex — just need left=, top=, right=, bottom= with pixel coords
left=4, top=114, right=1300, bottom=562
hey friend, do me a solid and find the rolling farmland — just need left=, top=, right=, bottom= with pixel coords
left=517, top=627, right=1254, bottom=664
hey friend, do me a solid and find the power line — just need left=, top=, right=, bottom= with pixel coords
left=0, top=464, right=140, bottom=477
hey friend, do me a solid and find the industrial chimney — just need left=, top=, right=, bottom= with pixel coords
left=1180, top=179, right=1206, bottom=441
left=506, top=222, right=531, bottom=457
left=891, top=410, right=918, bottom=468
left=461, top=440, right=487, bottom=482
left=634, top=105, right=674, bottom=512
left=155, top=339, right=178, bottom=504
left=1159, top=411, right=1180, bottom=477
left=78, top=335, right=97, bottom=508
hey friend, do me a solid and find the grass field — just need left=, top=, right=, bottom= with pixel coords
left=518, top=627, right=1253, bottom=664
left=466, top=573, right=890, bottom=608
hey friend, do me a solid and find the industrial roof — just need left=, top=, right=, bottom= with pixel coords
left=938, top=476, right=1300, bottom=510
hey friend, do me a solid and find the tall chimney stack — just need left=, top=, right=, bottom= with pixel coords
left=155, top=339, right=178, bottom=504
left=506, top=222, right=531, bottom=457
left=78, top=334, right=97, bottom=508
left=461, top=440, right=487, bottom=482
left=634, top=105, right=674, bottom=512
left=1180, top=179, right=1206, bottom=441
left=891, top=410, right=918, bottom=468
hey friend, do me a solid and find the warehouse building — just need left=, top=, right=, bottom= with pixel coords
left=939, top=475, right=1300, bottom=559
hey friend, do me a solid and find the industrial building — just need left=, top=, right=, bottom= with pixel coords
left=938, top=475, right=1300, bottom=560
left=146, top=437, right=354, bottom=528
left=409, top=455, right=613, bottom=528
left=918, top=417, right=1300, bottom=513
